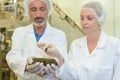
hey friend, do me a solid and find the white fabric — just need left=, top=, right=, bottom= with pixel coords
left=82, top=1, right=106, bottom=24
left=6, top=22, right=67, bottom=80
left=57, top=30, right=120, bottom=80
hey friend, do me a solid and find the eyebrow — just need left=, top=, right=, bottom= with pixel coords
left=80, top=15, right=95, bottom=17
left=30, top=7, right=37, bottom=9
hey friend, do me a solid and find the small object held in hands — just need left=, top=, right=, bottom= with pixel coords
left=45, top=48, right=47, bottom=52
left=32, top=58, right=58, bottom=66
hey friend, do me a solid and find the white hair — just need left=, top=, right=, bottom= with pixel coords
left=24, top=0, right=52, bottom=16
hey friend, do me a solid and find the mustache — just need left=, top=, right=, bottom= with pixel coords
left=34, top=17, right=45, bottom=21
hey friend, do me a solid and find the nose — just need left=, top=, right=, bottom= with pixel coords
left=36, top=10, right=41, bottom=17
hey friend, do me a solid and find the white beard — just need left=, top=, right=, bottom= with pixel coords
left=33, top=20, right=46, bottom=27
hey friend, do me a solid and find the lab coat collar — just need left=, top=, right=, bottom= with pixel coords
left=78, top=30, right=108, bottom=48
left=43, top=22, right=54, bottom=36
left=96, top=30, right=108, bottom=48
left=24, top=24, right=34, bottom=33
left=24, top=22, right=54, bottom=43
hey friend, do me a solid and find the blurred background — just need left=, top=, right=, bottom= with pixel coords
left=0, top=0, right=120, bottom=80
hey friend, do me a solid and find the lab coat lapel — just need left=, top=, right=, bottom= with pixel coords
left=96, top=30, right=108, bottom=48
left=78, top=30, right=108, bottom=57
left=24, top=24, right=36, bottom=44
left=78, top=36, right=90, bottom=57
left=38, top=22, right=53, bottom=43
left=90, top=30, right=108, bottom=56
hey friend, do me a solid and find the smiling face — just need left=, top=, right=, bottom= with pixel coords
left=80, top=9, right=100, bottom=34
left=29, top=0, right=48, bottom=27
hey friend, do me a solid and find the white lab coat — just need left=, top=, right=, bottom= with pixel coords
left=57, top=30, right=120, bottom=80
left=6, top=22, right=67, bottom=80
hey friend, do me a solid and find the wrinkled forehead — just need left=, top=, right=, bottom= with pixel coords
left=29, top=0, right=46, bottom=5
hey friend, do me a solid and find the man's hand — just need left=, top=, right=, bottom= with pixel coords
left=26, top=57, right=45, bottom=75
left=44, top=64, right=58, bottom=75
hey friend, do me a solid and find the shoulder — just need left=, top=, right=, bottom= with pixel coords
left=103, top=32, right=120, bottom=53
left=50, top=26, right=65, bottom=35
left=12, top=24, right=32, bottom=38
left=71, top=37, right=85, bottom=47
left=107, top=36, right=120, bottom=56
left=102, top=30, right=120, bottom=43
left=13, top=24, right=32, bottom=34
left=14, top=24, right=31, bottom=32
left=100, top=30, right=120, bottom=46
left=107, top=35, right=120, bottom=45
left=47, top=23, right=66, bottom=36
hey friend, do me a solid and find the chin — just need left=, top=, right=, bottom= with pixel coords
left=83, top=30, right=89, bottom=34
left=34, top=22, right=45, bottom=27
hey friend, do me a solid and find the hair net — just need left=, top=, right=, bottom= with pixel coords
left=81, top=1, right=106, bottom=24
left=24, top=0, right=52, bottom=16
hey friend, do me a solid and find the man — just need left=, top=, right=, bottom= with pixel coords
left=6, top=0, right=67, bottom=80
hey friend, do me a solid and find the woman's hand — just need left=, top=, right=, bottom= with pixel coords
left=37, top=43, right=59, bottom=58
left=37, top=43, right=64, bottom=67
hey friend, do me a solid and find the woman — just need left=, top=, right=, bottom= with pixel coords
left=38, top=1, right=120, bottom=80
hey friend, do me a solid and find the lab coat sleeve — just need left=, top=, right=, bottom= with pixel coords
left=6, top=28, right=27, bottom=78
left=54, top=32, right=67, bottom=61
left=56, top=42, right=78, bottom=80
left=112, top=42, right=120, bottom=80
